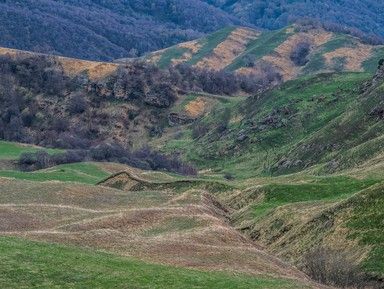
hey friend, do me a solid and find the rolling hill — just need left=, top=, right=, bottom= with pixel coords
left=138, top=25, right=384, bottom=80
left=0, top=145, right=321, bottom=288
left=0, top=26, right=384, bottom=288
left=151, top=60, right=384, bottom=286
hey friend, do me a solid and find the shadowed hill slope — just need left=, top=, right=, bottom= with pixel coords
left=202, top=0, right=384, bottom=38
left=0, top=0, right=242, bottom=61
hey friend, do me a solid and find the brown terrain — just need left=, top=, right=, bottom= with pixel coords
left=194, top=27, right=259, bottom=70
left=0, top=171, right=329, bottom=288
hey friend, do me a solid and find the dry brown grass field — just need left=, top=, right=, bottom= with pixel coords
left=0, top=169, right=327, bottom=288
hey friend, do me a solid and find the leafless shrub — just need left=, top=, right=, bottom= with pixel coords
left=302, top=246, right=370, bottom=288
left=67, top=92, right=87, bottom=114
left=290, top=42, right=311, bottom=66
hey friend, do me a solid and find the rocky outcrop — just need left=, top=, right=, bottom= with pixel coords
left=369, top=103, right=384, bottom=120
left=168, top=112, right=195, bottom=126
left=361, top=61, right=384, bottom=93
left=251, top=107, right=294, bottom=132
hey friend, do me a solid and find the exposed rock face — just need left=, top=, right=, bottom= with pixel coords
left=369, top=104, right=384, bottom=120
left=362, top=61, right=384, bottom=93
left=98, top=171, right=141, bottom=190
left=363, top=63, right=384, bottom=121
left=168, top=112, right=195, bottom=126
left=275, top=158, right=303, bottom=170
left=236, top=130, right=249, bottom=142
left=372, top=62, right=384, bottom=85
left=252, top=107, right=293, bottom=132
left=144, top=94, right=173, bottom=108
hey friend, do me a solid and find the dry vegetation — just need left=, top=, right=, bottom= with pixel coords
left=261, top=30, right=333, bottom=80
left=172, top=40, right=202, bottom=65
left=0, top=173, right=323, bottom=288
left=195, top=27, right=259, bottom=70
left=0, top=47, right=118, bottom=80
left=184, top=97, right=209, bottom=118
left=323, top=44, right=373, bottom=71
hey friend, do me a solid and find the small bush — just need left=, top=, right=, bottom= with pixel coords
left=224, top=173, right=234, bottom=180
left=290, top=42, right=311, bottom=66
left=192, top=123, right=209, bottom=139
left=378, top=59, right=384, bottom=69
left=67, top=93, right=87, bottom=114
left=302, top=246, right=370, bottom=288
left=18, top=143, right=197, bottom=176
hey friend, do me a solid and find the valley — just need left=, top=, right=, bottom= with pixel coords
left=0, top=23, right=383, bottom=289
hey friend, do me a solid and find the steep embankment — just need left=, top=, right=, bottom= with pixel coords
left=138, top=25, right=384, bottom=80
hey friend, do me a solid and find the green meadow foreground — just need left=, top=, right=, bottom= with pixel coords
left=0, top=237, right=304, bottom=289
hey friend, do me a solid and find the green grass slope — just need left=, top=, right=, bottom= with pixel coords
left=225, top=27, right=292, bottom=71
left=155, top=68, right=384, bottom=282
left=0, top=141, right=62, bottom=160
left=0, top=237, right=302, bottom=289
left=0, top=162, right=109, bottom=185
left=162, top=72, right=378, bottom=178
left=227, top=180, right=384, bottom=280
left=347, top=183, right=384, bottom=276
left=155, top=26, right=236, bottom=69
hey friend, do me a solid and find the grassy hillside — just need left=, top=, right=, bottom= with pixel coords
left=0, top=237, right=304, bottom=289
left=0, top=141, right=110, bottom=184
left=153, top=66, right=384, bottom=284
left=0, top=141, right=62, bottom=160
left=0, top=169, right=319, bottom=288
left=226, top=178, right=384, bottom=284
left=160, top=72, right=377, bottom=178
left=142, top=25, right=384, bottom=80
left=0, top=162, right=109, bottom=185
left=153, top=26, right=237, bottom=69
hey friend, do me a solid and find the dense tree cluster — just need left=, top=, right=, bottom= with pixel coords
left=0, top=0, right=241, bottom=61
left=94, top=61, right=282, bottom=105
left=169, top=63, right=282, bottom=95
left=0, top=55, right=198, bottom=174
left=1, top=0, right=383, bottom=62
left=203, top=0, right=384, bottom=43
left=0, top=55, right=69, bottom=143
left=0, top=54, right=280, bottom=174
left=295, top=18, right=384, bottom=46
left=19, top=145, right=197, bottom=176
